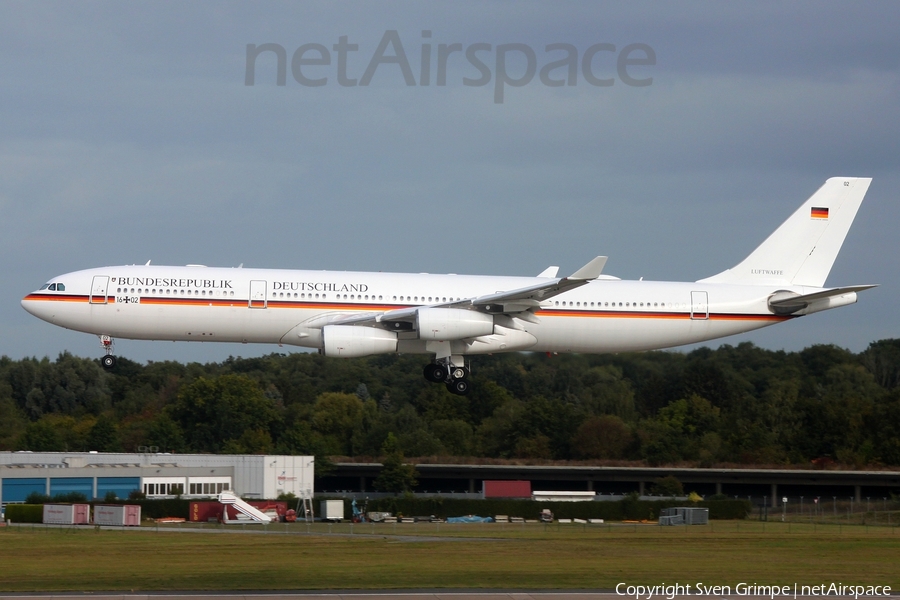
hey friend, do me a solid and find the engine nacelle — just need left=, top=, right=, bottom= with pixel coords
left=417, top=308, right=494, bottom=341
left=322, top=325, right=398, bottom=358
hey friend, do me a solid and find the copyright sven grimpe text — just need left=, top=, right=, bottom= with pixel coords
left=615, top=583, right=893, bottom=600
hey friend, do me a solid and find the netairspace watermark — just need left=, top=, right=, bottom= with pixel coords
left=615, top=583, right=893, bottom=600
left=245, top=29, right=656, bottom=103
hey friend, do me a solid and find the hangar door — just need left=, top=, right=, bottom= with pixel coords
left=50, top=477, right=93, bottom=498
left=1, top=478, right=47, bottom=502
left=97, top=477, right=141, bottom=500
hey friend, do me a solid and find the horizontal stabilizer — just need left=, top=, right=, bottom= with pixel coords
left=768, top=285, right=878, bottom=315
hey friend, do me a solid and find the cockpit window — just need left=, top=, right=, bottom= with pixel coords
left=48, top=284, right=57, bottom=291
left=39, top=284, right=50, bottom=290
left=56, top=283, right=65, bottom=291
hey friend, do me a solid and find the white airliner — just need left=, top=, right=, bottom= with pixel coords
left=23, top=177, right=875, bottom=395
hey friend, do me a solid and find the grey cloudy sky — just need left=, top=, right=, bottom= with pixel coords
left=2, top=1, right=898, bottom=364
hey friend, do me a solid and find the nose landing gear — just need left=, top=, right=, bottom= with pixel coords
left=100, top=335, right=117, bottom=370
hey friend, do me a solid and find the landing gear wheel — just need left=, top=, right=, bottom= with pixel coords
left=101, top=355, right=117, bottom=370
left=446, top=379, right=470, bottom=396
left=424, top=363, right=447, bottom=383
left=450, top=366, right=469, bottom=381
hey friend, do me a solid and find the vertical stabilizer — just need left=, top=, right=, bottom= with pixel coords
left=698, top=177, right=871, bottom=287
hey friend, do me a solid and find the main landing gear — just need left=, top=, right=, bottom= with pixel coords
left=423, top=360, right=470, bottom=395
left=100, top=335, right=117, bottom=370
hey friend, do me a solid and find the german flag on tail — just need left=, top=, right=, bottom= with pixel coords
left=811, top=206, right=829, bottom=219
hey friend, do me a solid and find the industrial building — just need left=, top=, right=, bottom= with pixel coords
left=0, top=452, right=314, bottom=505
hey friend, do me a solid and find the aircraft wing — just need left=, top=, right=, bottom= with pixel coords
left=331, top=256, right=608, bottom=328
left=467, top=256, right=607, bottom=312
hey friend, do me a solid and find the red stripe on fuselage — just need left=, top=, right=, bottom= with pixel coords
left=21, top=294, right=792, bottom=322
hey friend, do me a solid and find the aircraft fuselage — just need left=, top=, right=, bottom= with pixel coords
left=22, top=264, right=813, bottom=354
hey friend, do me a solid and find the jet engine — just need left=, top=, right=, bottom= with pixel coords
left=416, top=308, right=494, bottom=341
left=322, top=325, right=398, bottom=357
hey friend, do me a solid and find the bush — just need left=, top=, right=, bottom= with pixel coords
left=51, top=492, right=88, bottom=503
left=5, top=504, right=44, bottom=523
left=97, top=497, right=190, bottom=519
left=24, top=492, right=51, bottom=504
left=649, top=475, right=684, bottom=497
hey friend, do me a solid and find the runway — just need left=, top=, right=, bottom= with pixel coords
left=1, top=593, right=896, bottom=600
left=0, top=593, right=613, bottom=600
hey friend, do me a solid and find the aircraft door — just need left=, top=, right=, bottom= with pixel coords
left=249, top=280, right=267, bottom=308
left=691, top=291, right=709, bottom=320
left=90, top=276, right=110, bottom=304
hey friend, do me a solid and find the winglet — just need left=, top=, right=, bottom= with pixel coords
left=537, top=266, right=560, bottom=278
left=568, top=256, right=607, bottom=281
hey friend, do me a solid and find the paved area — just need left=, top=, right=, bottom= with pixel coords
left=1, top=593, right=896, bottom=600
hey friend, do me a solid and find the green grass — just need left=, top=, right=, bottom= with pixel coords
left=1, top=522, right=898, bottom=591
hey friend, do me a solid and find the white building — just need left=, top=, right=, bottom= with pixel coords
left=0, top=452, right=314, bottom=504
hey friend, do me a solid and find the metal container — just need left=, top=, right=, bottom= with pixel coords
left=93, top=504, right=141, bottom=526
left=43, top=504, right=90, bottom=525
left=482, top=480, right=532, bottom=499
left=659, top=507, right=708, bottom=525
left=320, top=499, right=344, bottom=521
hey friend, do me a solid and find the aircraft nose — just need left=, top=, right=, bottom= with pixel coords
left=21, top=293, right=53, bottom=322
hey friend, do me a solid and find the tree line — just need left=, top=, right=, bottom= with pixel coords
left=2, top=338, right=899, bottom=468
